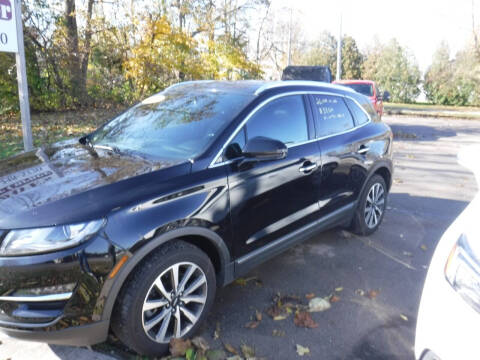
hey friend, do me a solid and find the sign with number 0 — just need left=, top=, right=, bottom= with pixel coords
left=0, top=0, right=18, bottom=53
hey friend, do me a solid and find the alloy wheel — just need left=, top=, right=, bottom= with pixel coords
left=142, top=262, right=208, bottom=343
left=364, top=182, right=385, bottom=229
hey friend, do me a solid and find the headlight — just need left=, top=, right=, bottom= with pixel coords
left=0, top=220, right=105, bottom=256
left=445, top=233, right=480, bottom=313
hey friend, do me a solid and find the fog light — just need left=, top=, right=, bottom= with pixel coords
left=12, top=283, right=76, bottom=296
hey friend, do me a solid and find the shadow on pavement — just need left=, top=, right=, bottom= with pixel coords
left=390, top=124, right=457, bottom=141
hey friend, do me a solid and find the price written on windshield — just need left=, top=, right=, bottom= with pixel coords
left=0, top=0, right=18, bottom=53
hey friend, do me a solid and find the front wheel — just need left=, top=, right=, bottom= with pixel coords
left=351, top=174, right=388, bottom=236
left=111, top=240, right=216, bottom=356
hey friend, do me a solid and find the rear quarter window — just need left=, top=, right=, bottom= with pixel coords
left=345, top=98, right=370, bottom=125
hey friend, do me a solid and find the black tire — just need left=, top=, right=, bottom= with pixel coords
left=111, top=240, right=216, bottom=356
left=351, top=174, right=388, bottom=236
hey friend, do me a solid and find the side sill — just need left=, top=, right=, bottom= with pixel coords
left=234, top=202, right=355, bottom=277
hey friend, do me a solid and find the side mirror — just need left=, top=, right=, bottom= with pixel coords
left=242, top=136, right=288, bottom=161
left=383, top=91, right=390, bottom=102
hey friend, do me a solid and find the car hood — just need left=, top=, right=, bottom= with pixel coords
left=0, top=140, right=189, bottom=229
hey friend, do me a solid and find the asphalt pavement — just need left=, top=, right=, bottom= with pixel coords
left=1, top=115, right=479, bottom=360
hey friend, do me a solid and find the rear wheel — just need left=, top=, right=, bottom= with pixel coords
left=351, top=174, right=387, bottom=236
left=111, top=240, right=216, bottom=356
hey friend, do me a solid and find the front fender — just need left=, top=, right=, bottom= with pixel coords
left=98, top=226, right=232, bottom=323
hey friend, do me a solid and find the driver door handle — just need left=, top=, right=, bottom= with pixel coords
left=299, top=162, right=318, bottom=174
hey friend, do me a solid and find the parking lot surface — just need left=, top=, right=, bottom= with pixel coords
left=1, top=115, right=479, bottom=360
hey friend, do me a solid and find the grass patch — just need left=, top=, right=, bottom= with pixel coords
left=384, top=103, right=480, bottom=119
left=0, top=107, right=125, bottom=160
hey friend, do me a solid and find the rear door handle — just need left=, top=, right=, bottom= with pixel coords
left=357, top=145, right=369, bottom=154
left=299, top=162, right=318, bottom=173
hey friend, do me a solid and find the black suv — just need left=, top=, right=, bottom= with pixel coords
left=0, top=81, right=393, bottom=355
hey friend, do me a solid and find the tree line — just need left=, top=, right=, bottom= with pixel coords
left=1, top=1, right=479, bottom=114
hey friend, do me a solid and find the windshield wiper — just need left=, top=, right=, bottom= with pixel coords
left=79, top=136, right=99, bottom=158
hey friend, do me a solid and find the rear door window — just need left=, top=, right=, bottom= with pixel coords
left=310, top=94, right=355, bottom=137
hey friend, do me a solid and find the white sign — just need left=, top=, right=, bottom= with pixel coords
left=0, top=0, right=18, bottom=53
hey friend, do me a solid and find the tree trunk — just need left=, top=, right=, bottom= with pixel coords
left=64, top=0, right=93, bottom=106
left=80, top=0, right=94, bottom=104
left=64, top=0, right=82, bottom=105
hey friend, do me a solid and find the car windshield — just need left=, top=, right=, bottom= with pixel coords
left=90, top=87, right=254, bottom=160
left=343, top=83, right=374, bottom=97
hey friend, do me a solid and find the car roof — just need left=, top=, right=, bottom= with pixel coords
left=165, top=80, right=356, bottom=96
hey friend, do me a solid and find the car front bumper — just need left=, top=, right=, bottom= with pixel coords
left=0, top=233, right=119, bottom=345
left=415, top=205, right=480, bottom=360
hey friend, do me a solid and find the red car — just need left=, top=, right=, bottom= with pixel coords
left=333, top=80, right=389, bottom=118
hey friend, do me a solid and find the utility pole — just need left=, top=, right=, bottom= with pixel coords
left=336, top=12, right=342, bottom=81
left=287, top=7, right=292, bottom=66
left=15, top=0, right=33, bottom=151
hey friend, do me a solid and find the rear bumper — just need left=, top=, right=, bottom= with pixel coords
left=0, top=320, right=109, bottom=346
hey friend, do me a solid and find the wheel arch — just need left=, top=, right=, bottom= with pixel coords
left=101, top=226, right=233, bottom=323
left=374, top=166, right=392, bottom=191
left=362, top=161, right=393, bottom=194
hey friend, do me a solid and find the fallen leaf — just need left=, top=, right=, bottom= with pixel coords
left=272, top=329, right=286, bottom=337
left=213, top=322, right=221, bottom=340
left=241, top=344, right=255, bottom=358
left=308, top=297, right=331, bottom=312
left=330, top=295, right=340, bottom=303
left=245, top=321, right=260, bottom=329
left=206, top=349, right=227, bottom=360
left=367, top=290, right=379, bottom=299
left=267, top=304, right=284, bottom=318
left=305, top=293, right=315, bottom=300
left=234, top=278, right=248, bottom=286
left=234, top=276, right=257, bottom=286
left=274, top=315, right=288, bottom=321
left=255, top=310, right=262, bottom=322
left=400, top=314, right=409, bottom=322
left=186, top=348, right=196, bottom=360
left=421, top=245, right=427, bottom=251
left=296, top=344, right=310, bottom=356
left=224, top=343, right=238, bottom=355
left=294, top=311, right=319, bottom=328
left=335, top=287, right=343, bottom=292
left=170, top=338, right=192, bottom=357
left=355, top=289, right=365, bottom=296
left=192, top=337, right=209, bottom=352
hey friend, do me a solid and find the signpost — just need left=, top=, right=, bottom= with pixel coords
left=0, top=0, right=33, bottom=151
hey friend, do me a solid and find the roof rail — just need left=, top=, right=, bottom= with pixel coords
left=254, top=81, right=355, bottom=96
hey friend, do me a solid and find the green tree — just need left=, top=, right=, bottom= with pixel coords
left=341, top=35, right=363, bottom=79
left=363, top=38, right=421, bottom=103
left=303, top=31, right=337, bottom=71
left=302, top=32, right=363, bottom=80
left=424, top=42, right=457, bottom=104
left=452, top=45, right=480, bottom=106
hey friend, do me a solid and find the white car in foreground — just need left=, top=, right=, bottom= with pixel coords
left=415, top=145, right=480, bottom=360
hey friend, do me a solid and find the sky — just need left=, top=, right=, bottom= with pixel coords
left=273, top=0, right=477, bottom=72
